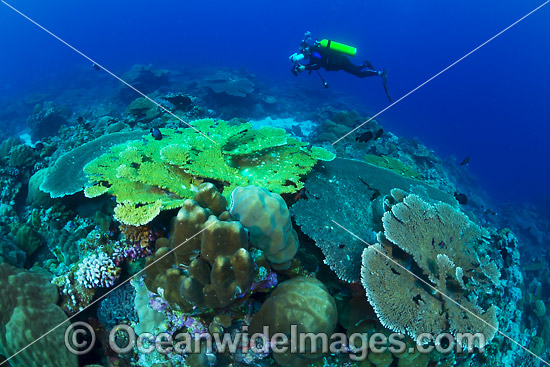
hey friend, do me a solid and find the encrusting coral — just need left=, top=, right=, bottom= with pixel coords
left=144, top=183, right=273, bottom=312
left=83, top=118, right=334, bottom=226
left=361, top=193, right=499, bottom=344
left=230, top=185, right=299, bottom=269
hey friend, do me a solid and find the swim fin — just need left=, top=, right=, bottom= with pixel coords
left=362, top=60, right=375, bottom=69
left=381, top=69, right=392, bottom=102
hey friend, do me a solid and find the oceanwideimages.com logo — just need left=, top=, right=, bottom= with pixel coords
left=65, top=322, right=487, bottom=361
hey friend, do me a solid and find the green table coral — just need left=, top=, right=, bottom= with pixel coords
left=364, top=154, right=421, bottom=179
left=84, top=119, right=334, bottom=226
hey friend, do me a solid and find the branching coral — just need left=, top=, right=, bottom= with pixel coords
left=75, top=252, right=121, bottom=288
left=83, top=119, right=334, bottom=226
left=361, top=194, right=499, bottom=344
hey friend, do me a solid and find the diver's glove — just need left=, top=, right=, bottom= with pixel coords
left=297, top=65, right=305, bottom=72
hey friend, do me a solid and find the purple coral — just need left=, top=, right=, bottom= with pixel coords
left=112, top=240, right=153, bottom=266
left=76, top=252, right=120, bottom=288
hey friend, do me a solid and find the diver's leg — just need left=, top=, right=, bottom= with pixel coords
left=356, top=69, right=381, bottom=78
left=341, top=58, right=380, bottom=78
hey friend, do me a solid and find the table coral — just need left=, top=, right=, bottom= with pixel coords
left=361, top=193, right=499, bottom=344
left=200, top=70, right=255, bottom=97
left=291, top=157, right=456, bottom=283
left=83, top=118, right=334, bottom=226
left=39, top=130, right=146, bottom=198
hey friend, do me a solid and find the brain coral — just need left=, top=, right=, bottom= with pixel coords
left=230, top=185, right=299, bottom=269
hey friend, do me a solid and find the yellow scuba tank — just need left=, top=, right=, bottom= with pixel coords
left=318, top=39, right=357, bottom=57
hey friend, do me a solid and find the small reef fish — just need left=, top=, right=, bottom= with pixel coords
left=92, top=63, right=101, bottom=71
left=454, top=192, right=468, bottom=205
left=374, top=128, right=384, bottom=139
left=356, top=131, right=373, bottom=143
left=151, top=128, right=162, bottom=140
left=460, top=156, right=471, bottom=166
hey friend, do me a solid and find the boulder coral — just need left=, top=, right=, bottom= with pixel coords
left=230, top=185, right=299, bottom=269
left=0, top=263, right=78, bottom=367
left=249, top=276, right=338, bottom=367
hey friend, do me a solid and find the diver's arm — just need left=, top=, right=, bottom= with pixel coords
left=304, top=62, right=320, bottom=71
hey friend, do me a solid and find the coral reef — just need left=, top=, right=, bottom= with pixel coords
left=52, top=268, right=96, bottom=314
left=119, top=64, right=170, bottom=102
left=27, top=101, right=71, bottom=140
left=364, top=154, right=421, bottom=179
left=40, top=130, right=145, bottom=198
left=292, top=157, right=456, bottom=282
left=144, top=183, right=273, bottom=311
left=361, top=193, right=499, bottom=343
left=83, top=119, right=334, bottom=225
left=126, top=97, right=161, bottom=123
left=0, top=235, right=26, bottom=267
left=249, top=276, right=338, bottom=367
left=230, top=185, right=299, bottom=269
left=14, top=224, right=42, bottom=256
left=26, top=168, right=55, bottom=208
left=97, top=282, right=138, bottom=329
left=7, top=143, right=37, bottom=171
left=199, top=70, right=255, bottom=97
left=0, top=61, right=538, bottom=367
left=75, top=251, right=121, bottom=288
left=0, top=263, right=78, bottom=367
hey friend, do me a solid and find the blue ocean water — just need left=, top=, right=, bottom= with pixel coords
left=0, top=0, right=548, bottom=206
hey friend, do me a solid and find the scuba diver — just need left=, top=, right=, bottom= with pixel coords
left=289, top=31, right=392, bottom=101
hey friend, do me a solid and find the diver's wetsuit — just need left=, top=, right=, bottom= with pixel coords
left=304, top=46, right=379, bottom=78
